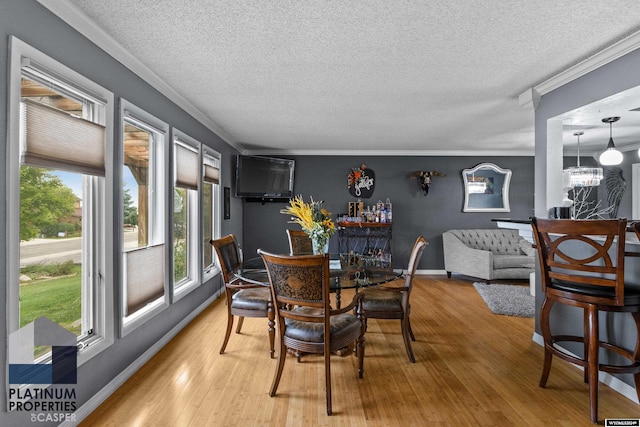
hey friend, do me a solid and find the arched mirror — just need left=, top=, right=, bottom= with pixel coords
left=462, top=163, right=511, bottom=212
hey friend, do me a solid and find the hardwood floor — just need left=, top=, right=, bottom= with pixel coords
left=80, top=276, right=640, bottom=426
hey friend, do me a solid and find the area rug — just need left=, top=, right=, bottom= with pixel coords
left=473, top=283, right=534, bottom=318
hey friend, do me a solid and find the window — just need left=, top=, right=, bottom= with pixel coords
left=172, top=130, right=201, bottom=299
left=120, top=100, right=169, bottom=335
left=202, top=149, right=221, bottom=281
left=6, top=37, right=114, bottom=363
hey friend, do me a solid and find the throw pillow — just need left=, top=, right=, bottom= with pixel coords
left=518, top=239, right=536, bottom=257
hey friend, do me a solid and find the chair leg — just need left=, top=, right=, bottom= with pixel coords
left=583, top=309, right=590, bottom=384
left=269, top=337, right=287, bottom=398
left=325, top=346, right=332, bottom=416
left=401, top=317, right=416, bottom=363
left=539, top=296, right=554, bottom=387
left=357, top=329, right=365, bottom=379
left=268, top=303, right=275, bottom=359
left=235, top=316, right=245, bottom=334
left=632, top=311, right=640, bottom=404
left=407, top=317, right=416, bottom=341
left=586, top=305, right=599, bottom=424
left=219, top=312, right=234, bottom=354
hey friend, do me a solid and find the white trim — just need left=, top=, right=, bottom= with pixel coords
left=519, top=30, right=640, bottom=105
left=536, top=31, right=640, bottom=96
left=171, top=129, right=203, bottom=302
left=60, top=291, right=222, bottom=427
left=633, top=164, right=640, bottom=220
left=243, top=148, right=536, bottom=157
left=120, top=99, right=171, bottom=337
left=36, top=0, right=240, bottom=152
left=415, top=269, right=447, bottom=275
left=532, top=332, right=640, bottom=405
left=7, top=36, right=116, bottom=365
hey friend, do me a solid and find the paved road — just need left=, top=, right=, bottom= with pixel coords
left=20, top=231, right=139, bottom=267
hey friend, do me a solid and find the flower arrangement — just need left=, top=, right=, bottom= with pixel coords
left=347, top=163, right=367, bottom=188
left=281, top=195, right=336, bottom=253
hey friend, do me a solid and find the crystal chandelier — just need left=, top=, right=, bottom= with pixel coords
left=564, top=131, right=603, bottom=187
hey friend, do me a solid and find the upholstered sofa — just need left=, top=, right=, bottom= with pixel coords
left=442, top=229, right=535, bottom=281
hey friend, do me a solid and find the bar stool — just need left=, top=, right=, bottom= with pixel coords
left=531, top=217, right=640, bottom=424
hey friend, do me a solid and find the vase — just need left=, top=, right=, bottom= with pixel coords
left=312, top=238, right=329, bottom=254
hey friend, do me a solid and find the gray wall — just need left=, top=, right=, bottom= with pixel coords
left=0, top=1, right=242, bottom=425
left=535, top=44, right=640, bottom=389
left=241, top=155, right=535, bottom=269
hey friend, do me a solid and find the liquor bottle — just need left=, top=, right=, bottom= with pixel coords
left=386, top=198, right=392, bottom=223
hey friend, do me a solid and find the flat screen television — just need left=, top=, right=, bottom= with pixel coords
left=235, top=155, right=295, bottom=201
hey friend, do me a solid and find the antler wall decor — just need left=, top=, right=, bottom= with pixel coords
left=409, top=170, right=446, bottom=195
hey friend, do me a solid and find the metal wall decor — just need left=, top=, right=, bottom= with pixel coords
left=408, top=170, right=446, bottom=195
left=605, top=166, right=626, bottom=218
left=348, top=164, right=375, bottom=198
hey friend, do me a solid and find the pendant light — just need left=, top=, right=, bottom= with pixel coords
left=564, top=131, right=603, bottom=186
left=599, top=116, right=623, bottom=166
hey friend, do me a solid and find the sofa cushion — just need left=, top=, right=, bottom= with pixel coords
left=494, top=255, right=535, bottom=270
left=449, top=229, right=522, bottom=255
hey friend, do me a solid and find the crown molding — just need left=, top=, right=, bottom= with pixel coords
left=36, top=0, right=243, bottom=153
left=242, top=148, right=536, bottom=157
left=520, top=30, right=640, bottom=103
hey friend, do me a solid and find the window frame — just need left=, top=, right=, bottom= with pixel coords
left=119, top=99, right=170, bottom=336
left=202, top=147, right=222, bottom=283
left=172, top=129, right=202, bottom=301
left=6, top=36, right=115, bottom=363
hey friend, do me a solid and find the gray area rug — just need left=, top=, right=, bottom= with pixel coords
left=473, top=283, right=534, bottom=318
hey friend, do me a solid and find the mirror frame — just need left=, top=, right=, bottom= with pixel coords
left=462, top=162, right=512, bottom=212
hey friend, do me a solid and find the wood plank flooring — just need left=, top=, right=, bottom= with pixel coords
left=80, top=276, right=640, bottom=426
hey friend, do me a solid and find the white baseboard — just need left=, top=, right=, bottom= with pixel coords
left=415, top=269, right=447, bottom=275
left=532, top=332, right=639, bottom=405
left=63, top=288, right=223, bottom=426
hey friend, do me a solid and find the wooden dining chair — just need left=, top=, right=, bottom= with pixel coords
left=285, top=229, right=313, bottom=254
left=258, top=250, right=365, bottom=416
left=357, top=236, right=427, bottom=363
left=210, top=235, right=275, bottom=358
left=531, top=217, right=640, bottom=424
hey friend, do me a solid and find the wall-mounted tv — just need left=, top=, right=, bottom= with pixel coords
left=235, top=155, right=295, bottom=201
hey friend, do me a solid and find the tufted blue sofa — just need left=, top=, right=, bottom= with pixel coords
left=442, top=229, right=535, bottom=281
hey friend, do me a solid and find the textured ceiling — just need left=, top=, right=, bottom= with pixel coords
left=58, top=0, right=640, bottom=155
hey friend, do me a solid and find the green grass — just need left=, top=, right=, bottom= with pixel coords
left=20, top=273, right=81, bottom=336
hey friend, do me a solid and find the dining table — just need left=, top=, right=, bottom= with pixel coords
left=235, top=253, right=403, bottom=308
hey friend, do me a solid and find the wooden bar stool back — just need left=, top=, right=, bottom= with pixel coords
left=531, top=217, right=640, bottom=424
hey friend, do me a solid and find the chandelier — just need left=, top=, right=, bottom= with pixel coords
left=564, top=131, right=603, bottom=187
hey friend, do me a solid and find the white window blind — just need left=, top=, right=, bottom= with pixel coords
left=21, top=99, right=106, bottom=176
left=175, top=141, right=199, bottom=190
left=203, top=154, right=220, bottom=184
left=125, top=244, right=165, bottom=315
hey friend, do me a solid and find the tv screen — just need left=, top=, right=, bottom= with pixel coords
left=235, top=155, right=295, bottom=199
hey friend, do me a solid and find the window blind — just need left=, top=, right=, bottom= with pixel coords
left=175, top=141, right=199, bottom=190
left=203, top=154, right=220, bottom=184
left=21, top=99, right=106, bottom=176
left=125, top=244, right=165, bottom=315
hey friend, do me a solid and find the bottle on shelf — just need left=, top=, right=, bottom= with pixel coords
left=386, top=197, right=392, bottom=223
